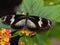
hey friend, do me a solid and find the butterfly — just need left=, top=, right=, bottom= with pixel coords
left=1, top=13, right=53, bottom=31
left=0, top=0, right=23, bottom=18
left=1, top=13, right=53, bottom=45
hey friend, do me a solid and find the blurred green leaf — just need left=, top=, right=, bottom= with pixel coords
left=19, top=36, right=34, bottom=45
left=0, top=19, right=14, bottom=31
left=13, top=31, right=23, bottom=37
left=39, top=5, right=60, bottom=22
left=32, top=33, right=52, bottom=45
left=18, top=36, right=26, bottom=45
left=44, top=0, right=60, bottom=6
left=20, top=0, right=44, bottom=15
left=54, top=0, right=60, bottom=4
left=44, top=22, right=60, bottom=40
left=50, top=22, right=60, bottom=39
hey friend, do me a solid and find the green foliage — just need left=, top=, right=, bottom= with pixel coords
left=44, top=0, right=60, bottom=6
left=18, top=34, right=52, bottom=45
left=49, top=22, right=60, bottom=39
left=19, top=36, right=34, bottom=45
left=0, top=19, right=15, bottom=32
left=20, top=0, right=44, bottom=15
left=40, top=5, right=60, bottom=22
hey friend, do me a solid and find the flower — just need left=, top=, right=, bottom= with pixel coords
left=20, top=28, right=36, bottom=36
left=21, top=28, right=31, bottom=36
left=0, top=41, right=5, bottom=45
left=6, top=30, right=11, bottom=34
left=6, top=34, right=11, bottom=38
left=5, top=42, right=10, bottom=45
left=20, top=42, right=25, bottom=45
left=0, top=28, right=11, bottom=45
left=3, top=37, right=9, bottom=42
left=31, top=32, right=36, bottom=36
left=1, top=28, right=6, bottom=34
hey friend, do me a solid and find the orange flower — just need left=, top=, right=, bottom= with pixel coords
left=6, top=30, right=11, bottom=34
left=6, top=34, right=11, bottom=38
left=5, top=42, right=10, bottom=45
left=31, top=32, right=36, bottom=36
left=21, top=28, right=31, bottom=36
left=20, top=42, right=25, bottom=45
left=0, top=28, right=11, bottom=45
left=20, top=28, right=36, bottom=36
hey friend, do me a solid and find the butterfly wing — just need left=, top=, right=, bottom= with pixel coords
left=1, top=14, right=53, bottom=31
left=11, top=15, right=26, bottom=29
left=1, top=15, right=24, bottom=25
left=28, top=16, right=53, bottom=31
left=2, top=15, right=14, bottom=25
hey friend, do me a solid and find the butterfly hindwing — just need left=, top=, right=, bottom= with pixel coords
left=38, top=17, right=52, bottom=30
left=28, top=16, right=52, bottom=31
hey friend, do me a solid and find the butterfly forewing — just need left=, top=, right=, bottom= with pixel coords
left=2, top=15, right=13, bottom=25
left=10, top=15, right=26, bottom=29
left=15, top=19, right=25, bottom=26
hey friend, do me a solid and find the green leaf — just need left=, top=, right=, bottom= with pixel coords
left=32, top=33, right=52, bottom=45
left=19, top=35, right=52, bottom=45
left=25, top=36, right=34, bottom=45
left=18, top=36, right=26, bottom=45
left=54, top=0, right=60, bottom=4
left=45, top=22, right=60, bottom=40
left=0, top=19, right=14, bottom=31
left=44, top=0, right=60, bottom=6
left=39, top=5, right=60, bottom=22
left=49, top=22, right=60, bottom=39
left=13, top=31, right=23, bottom=37
left=20, top=0, right=44, bottom=15
left=18, top=36, right=34, bottom=45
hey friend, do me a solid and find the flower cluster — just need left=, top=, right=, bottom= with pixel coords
left=0, top=28, right=11, bottom=45
left=21, top=28, right=36, bottom=36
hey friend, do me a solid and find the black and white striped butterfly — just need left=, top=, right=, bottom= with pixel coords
left=1, top=14, right=53, bottom=31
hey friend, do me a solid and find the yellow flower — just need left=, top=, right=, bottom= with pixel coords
left=1, top=28, right=6, bottom=34
left=25, top=30, right=31, bottom=36
left=0, top=28, right=11, bottom=45
left=3, top=37, right=9, bottom=42
left=21, top=29, right=25, bottom=33
left=0, top=41, right=5, bottom=45
left=21, top=28, right=31, bottom=36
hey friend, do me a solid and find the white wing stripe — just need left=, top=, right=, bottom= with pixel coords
left=38, top=18, right=43, bottom=27
left=10, top=15, right=15, bottom=24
